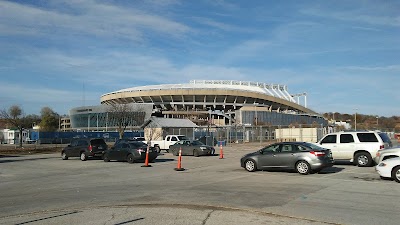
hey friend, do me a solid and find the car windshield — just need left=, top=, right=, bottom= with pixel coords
left=378, top=133, right=392, bottom=144
left=301, top=142, right=326, bottom=151
left=133, top=137, right=145, bottom=141
left=128, top=142, right=147, bottom=148
left=191, top=140, right=204, bottom=146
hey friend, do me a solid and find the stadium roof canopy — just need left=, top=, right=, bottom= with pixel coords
left=101, top=80, right=317, bottom=116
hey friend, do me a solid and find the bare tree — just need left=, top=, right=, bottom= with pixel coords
left=0, top=105, right=31, bottom=147
left=106, top=103, right=146, bottom=139
left=143, top=118, right=163, bottom=152
left=144, top=119, right=162, bottom=138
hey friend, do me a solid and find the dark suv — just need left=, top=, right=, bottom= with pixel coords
left=61, top=138, right=108, bottom=161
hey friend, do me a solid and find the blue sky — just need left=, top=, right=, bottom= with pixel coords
left=1, top=0, right=399, bottom=117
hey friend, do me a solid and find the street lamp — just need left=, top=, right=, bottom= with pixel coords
left=376, top=116, right=379, bottom=128
left=253, top=103, right=259, bottom=126
left=354, top=108, right=358, bottom=131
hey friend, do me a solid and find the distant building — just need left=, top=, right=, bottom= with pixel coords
left=334, top=121, right=352, bottom=130
left=0, top=128, right=29, bottom=144
left=68, top=103, right=153, bottom=131
left=142, top=117, right=198, bottom=140
left=60, top=117, right=71, bottom=131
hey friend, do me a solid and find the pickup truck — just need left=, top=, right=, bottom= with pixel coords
left=149, top=135, right=189, bottom=153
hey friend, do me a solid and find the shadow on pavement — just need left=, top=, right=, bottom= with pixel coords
left=0, top=157, right=53, bottom=164
left=317, top=166, right=345, bottom=174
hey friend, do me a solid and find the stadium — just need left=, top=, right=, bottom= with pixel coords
left=100, top=80, right=326, bottom=127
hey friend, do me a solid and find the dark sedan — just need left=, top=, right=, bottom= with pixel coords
left=103, top=141, right=158, bottom=163
left=240, top=142, right=334, bottom=175
left=169, top=140, right=215, bottom=157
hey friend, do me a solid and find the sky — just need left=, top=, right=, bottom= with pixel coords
left=0, top=0, right=399, bottom=117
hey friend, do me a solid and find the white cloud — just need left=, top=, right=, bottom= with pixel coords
left=338, top=65, right=400, bottom=72
left=301, top=4, right=400, bottom=27
left=0, top=0, right=190, bottom=41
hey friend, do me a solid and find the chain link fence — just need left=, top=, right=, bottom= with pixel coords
left=165, top=124, right=335, bottom=146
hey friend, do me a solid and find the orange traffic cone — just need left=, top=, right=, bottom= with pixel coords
left=174, top=147, right=185, bottom=171
left=141, top=145, right=152, bottom=167
left=219, top=144, right=224, bottom=159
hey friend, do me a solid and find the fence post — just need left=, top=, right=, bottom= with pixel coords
left=226, top=126, right=230, bottom=146
left=300, top=124, right=303, bottom=142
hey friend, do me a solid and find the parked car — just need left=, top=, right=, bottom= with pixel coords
left=240, top=142, right=334, bottom=175
left=131, top=137, right=146, bottom=142
left=375, top=146, right=400, bottom=164
left=103, top=141, right=158, bottom=163
left=114, top=137, right=146, bottom=146
left=149, top=135, right=189, bottom=153
left=61, top=138, right=108, bottom=161
left=169, top=140, right=215, bottom=157
left=375, top=157, right=400, bottom=183
left=316, top=131, right=392, bottom=167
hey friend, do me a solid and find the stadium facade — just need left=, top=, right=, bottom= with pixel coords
left=100, top=80, right=327, bottom=127
left=69, top=103, right=153, bottom=131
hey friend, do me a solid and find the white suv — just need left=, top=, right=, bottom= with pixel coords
left=316, top=131, right=392, bottom=167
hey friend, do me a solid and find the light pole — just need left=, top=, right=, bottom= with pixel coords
left=253, top=103, right=259, bottom=126
left=354, top=108, right=358, bottom=131
left=376, top=116, right=379, bottom=129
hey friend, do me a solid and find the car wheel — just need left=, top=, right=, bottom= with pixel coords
left=296, top=161, right=310, bottom=175
left=103, top=153, right=110, bottom=162
left=244, top=159, right=257, bottom=172
left=61, top=152, right=68, bottom=160
left=154, top=146, right=161, bottom=153
left=392, top=166, right=400, bottom=183
left=193, top=149, right=200, bottom=157
left=127, top=154, right=135, bottom=164
left=80, top=152, right=87, bottom=161
left=355, top=152, right=372, bottom=167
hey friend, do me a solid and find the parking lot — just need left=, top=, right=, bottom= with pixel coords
left=1, top=143, right=400, bottom=225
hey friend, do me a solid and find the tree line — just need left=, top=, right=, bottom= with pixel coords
left=0, top=104, right=147, bottom=147
left=323, top=112, right=400, bottom=132
left=0, top=105, right=61, bottom=147
left=1, top=104, right=398, bottom=148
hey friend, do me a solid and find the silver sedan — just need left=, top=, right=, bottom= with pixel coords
left=240, top=142, right=334, bottom=175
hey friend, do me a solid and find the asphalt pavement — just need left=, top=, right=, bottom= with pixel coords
left=1, top=143, right=399, bottom=225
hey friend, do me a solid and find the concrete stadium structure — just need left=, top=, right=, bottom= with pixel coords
left=69, top=104, right=153, bottom=131
left=101, top=80, right=325, bottom=126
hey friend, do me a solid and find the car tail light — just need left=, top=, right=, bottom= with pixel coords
left=88, top=145, right=93, bottom=152
left=380, top=145, right=384, bottom=149
left=310, top=151, right=325, bottom=156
